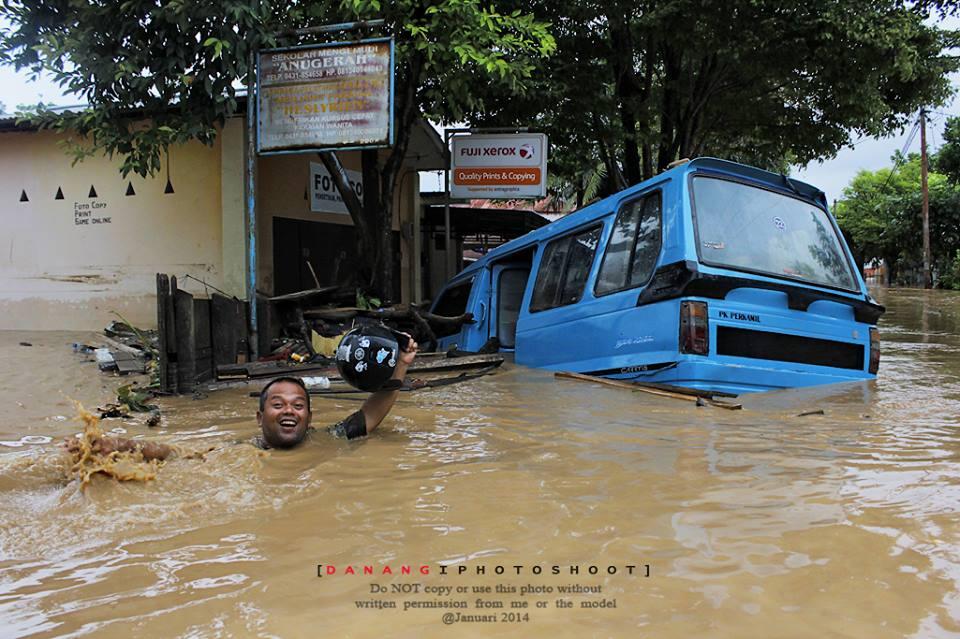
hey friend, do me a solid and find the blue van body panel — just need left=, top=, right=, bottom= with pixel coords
left=430, top=158, right=882, bottom=393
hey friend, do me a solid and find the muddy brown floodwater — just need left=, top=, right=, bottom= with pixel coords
left=1, top=288, right=960, bottom=638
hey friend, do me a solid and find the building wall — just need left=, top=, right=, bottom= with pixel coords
left=0, top=126, right=228, bottom=330
left=0, top=116, right=424, bottom=330
left=220, top=118, right=247, bottom=300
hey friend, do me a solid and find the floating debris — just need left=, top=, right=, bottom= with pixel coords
left=64, top=402, right=163, bottom=486
left=116, top=384, right=158, bottom=413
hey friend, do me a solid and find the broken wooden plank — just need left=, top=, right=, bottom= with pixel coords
left=174, top=288, right=196, bottom=392
left=216, top=360, right=336, bottom=380
left=626, top=380, right=738, bottom=399
left=101, top=334, right=146, bottom=357
left=267, top=286, right=342, bottom=303
left=211, top=293, right=246, bottom=368
left=408, top=353, right=504, bottom=374
left=217, top=352, right=504, bottom=381
left=165, top=275, right=179, bottom=394
left=112, top=351, right=146, bottom=375
left=246, top=366, right=501, bottom=397
left=156, top=274, right=170, bottom=393
left=555, top=371, right=742, bottom=410
left=193, top=298, right=214, bottom=384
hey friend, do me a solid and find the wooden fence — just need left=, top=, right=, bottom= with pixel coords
left=155, top=273, right=248, bottom=394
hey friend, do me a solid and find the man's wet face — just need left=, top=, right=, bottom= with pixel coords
left=257, top=381, right=312, bottom=448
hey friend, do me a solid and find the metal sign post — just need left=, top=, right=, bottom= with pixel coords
left=443, top=128, right=468, bottom=281
left=245, top=47, right=259, bottom=360
left=244, top=20, right=389, bottom=359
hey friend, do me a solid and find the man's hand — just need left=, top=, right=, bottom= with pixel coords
left=398, top=333, right=419, bottom=367
left=392, top=333, right=418, bottom=380
left=360, top=333, right=419, bottom=436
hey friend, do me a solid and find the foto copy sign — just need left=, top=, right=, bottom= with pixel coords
left=450, top=133, right=548, bottom=199
left=310, top=162, right=363, bottom=214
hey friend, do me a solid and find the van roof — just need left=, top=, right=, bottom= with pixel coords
left=451, top=157, right=825, bottom=281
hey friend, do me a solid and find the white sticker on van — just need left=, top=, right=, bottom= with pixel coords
left=773, top=216, right=786, bottom=231
left=615, top=336, right=654, bottom=349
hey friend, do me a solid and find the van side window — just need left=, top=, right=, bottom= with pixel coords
left=432, top=278, right=473, bottom=337
left=595, top=192, right=662, bottom=295
left=530, top=226, right=601, bottom=312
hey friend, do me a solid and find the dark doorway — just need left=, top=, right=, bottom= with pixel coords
left=272, top=218, right=401, bottom=296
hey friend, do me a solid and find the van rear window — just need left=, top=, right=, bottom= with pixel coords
left=691, top=177, right=857, bottom=291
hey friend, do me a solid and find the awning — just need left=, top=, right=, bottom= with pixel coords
left=423, top=205, right=549, bottom=238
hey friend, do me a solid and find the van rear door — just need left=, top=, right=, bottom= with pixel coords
left=687, top=174, right=874, bottom=372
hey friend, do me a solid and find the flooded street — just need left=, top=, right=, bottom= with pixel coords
left=2, top=287, right=960, bottom=638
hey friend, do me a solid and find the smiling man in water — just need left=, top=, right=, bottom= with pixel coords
left=254, top=333, right=419, bottom=449
left=66, top=333, right=418, bottom=459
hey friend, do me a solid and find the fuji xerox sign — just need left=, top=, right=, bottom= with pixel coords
left=450, top=133, right=548, bottom=200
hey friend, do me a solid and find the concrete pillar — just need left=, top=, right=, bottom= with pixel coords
left=220, top=118, right=246, bottom=298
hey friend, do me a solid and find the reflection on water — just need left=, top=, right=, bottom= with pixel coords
left=2, top=288, right=960, bottom=637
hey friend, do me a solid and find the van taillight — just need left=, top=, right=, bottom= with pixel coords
left=869, top=327, right=880, bottom=374
left=680, top=301, right=709, bottom=355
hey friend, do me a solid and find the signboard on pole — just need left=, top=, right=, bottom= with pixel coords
left=450, top=133, right=548, bottom=199
left=309, top=162, right=363, bottom=214
left=257, top=38, right=394, bottom=153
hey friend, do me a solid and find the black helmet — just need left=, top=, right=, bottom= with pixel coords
left=335, top=325, right=407, bottom=391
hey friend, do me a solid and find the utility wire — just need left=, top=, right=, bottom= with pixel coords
left=901, top=119, right=921, bottom=157
left=878, top=111, right=923, bottom=193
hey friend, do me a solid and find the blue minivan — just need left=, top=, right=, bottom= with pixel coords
left=430, top=158, right=883, bottom=394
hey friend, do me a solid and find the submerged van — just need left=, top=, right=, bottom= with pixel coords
left=430, top=158, right=883, bottom=394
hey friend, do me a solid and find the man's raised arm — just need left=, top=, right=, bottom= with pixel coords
left=360, top=335, right=419, bottom=435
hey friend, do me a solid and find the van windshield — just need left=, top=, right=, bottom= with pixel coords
left=691, top=177, right=858, bottom=291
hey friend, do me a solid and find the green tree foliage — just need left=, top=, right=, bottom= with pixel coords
left=469, top=0, right=958, bottom=202
left=0, top=0, right=554, bottom=300
left=936, top=116, right=960, bottom=183
left=836, top=148, right=960, bottom=288
left=1, top=1, right=279, bottom=176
